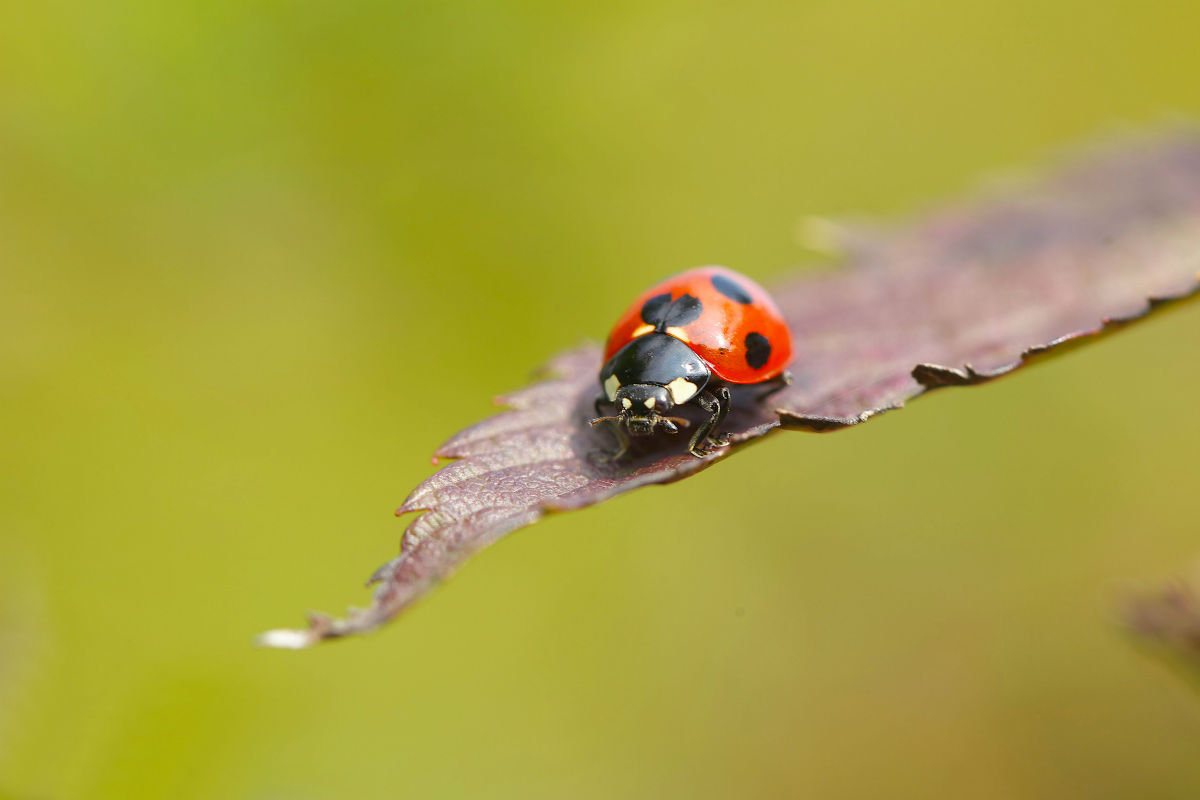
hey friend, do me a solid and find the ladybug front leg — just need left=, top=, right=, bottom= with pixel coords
left=688, top=386, right=731, bottom=457
left=593, top=394, right=631, bottom=461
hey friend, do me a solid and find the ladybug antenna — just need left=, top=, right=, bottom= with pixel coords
left=589, top=415, right=621, bottom=426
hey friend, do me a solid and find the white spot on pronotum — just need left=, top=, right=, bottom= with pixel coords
left=666, top=376, right=698, bottom=405
left=665, top=326, right=690, bottom=343
left=644, top=397, right=656, bottom=409
left=632, top=323, right=654, bottom=338
left=621, top=397, right=632, bottom=409
left=604, top=374, right=620, bottom=401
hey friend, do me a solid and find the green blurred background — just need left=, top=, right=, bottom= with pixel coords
left=3, top=0, right=1200, bottom=797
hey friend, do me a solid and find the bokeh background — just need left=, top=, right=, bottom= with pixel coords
left=4, top=1, right=1200, bottom=797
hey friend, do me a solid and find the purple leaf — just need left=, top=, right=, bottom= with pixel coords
left=260, top=131, right=1200, bottom=648
left=1126, top=574, right=1200, bottom=675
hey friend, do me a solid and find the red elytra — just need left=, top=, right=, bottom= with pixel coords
left=603, top=266, right=793, bottom=384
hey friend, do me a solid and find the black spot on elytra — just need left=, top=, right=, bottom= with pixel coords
left=711, top=274, right=753, bottom=304
left=640, top=293, right=671, bottom=325
left=744, top=332, right=771, bottom=369
left=641, top=292, right=703, bottom=330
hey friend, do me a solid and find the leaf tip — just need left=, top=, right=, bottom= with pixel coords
left=255, top=627, right=315, bottom=650
left=256, top=611, right=340, bottom=649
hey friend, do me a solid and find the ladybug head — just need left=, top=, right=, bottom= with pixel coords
left=596, top=383, right=691, bottom=438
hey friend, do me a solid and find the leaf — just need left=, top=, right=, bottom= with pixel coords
left=259, top=130, right=1200, bottom=648
left=1125, top=571, right=1200, bottom=683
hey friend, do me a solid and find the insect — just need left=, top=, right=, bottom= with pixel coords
left=591, top=266, right=793, bottom=458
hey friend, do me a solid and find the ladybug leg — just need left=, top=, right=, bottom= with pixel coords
left=593, top=394, right=631, bottom=462
left=689, top=386, right=732, bottom=457
left=595, top=422, right=630, bottom=462
left=755, top=370, right=792, bottom=402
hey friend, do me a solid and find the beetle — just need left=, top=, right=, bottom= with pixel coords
left=591, top=266, right=793, bottom=458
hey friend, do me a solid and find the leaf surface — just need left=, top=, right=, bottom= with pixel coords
left=260, top=131, right=1200, bottom=648
left=1126, top=572, right=1200, bottom=683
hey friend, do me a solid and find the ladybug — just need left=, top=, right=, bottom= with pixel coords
left=591, top=266, right=793, bottom=458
